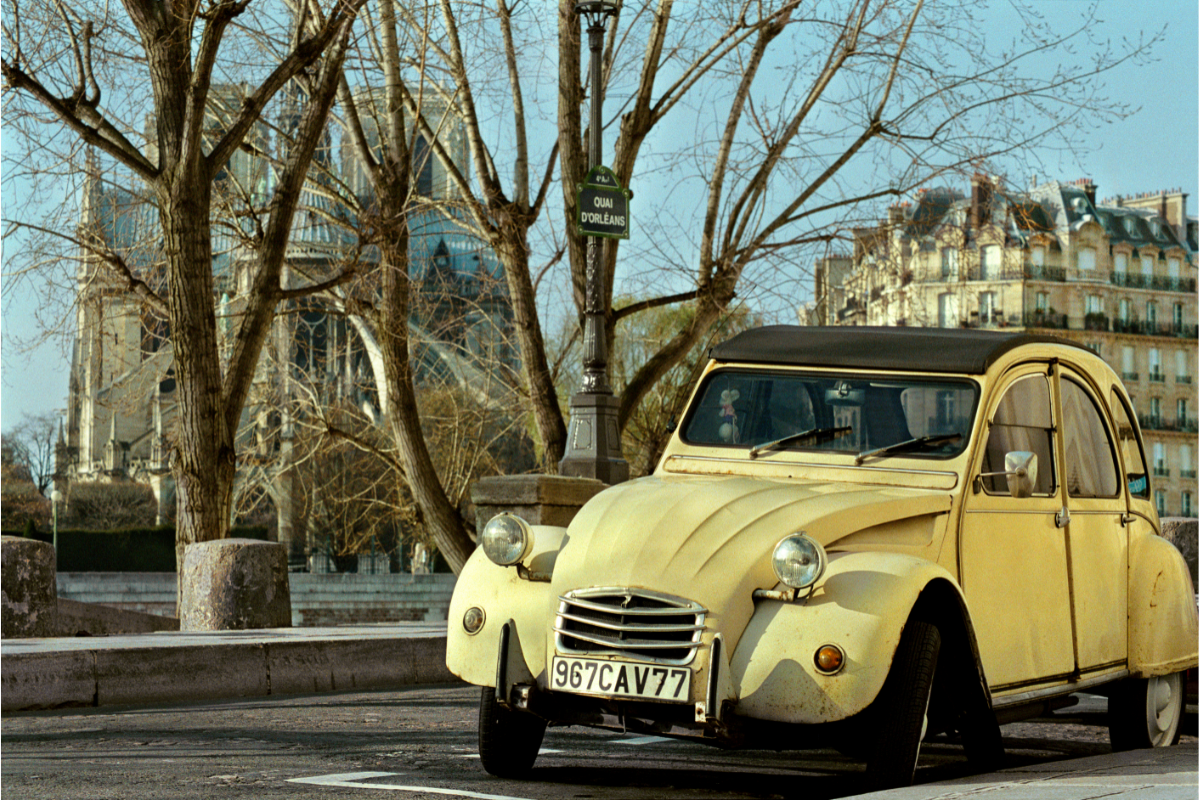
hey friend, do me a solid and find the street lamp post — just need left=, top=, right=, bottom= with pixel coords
left=559, top=0, right=629, bottom=484
left=51, top=487, right=63, bottom=557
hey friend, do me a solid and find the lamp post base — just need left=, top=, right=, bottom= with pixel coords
left=559, top=392, right=629, bottom=484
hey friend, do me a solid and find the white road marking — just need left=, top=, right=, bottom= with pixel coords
left=454, top=747, right=563, bottom=759
left=287, top=772, right=534, bottom=800
left=612, top=735, right=672, bottom=746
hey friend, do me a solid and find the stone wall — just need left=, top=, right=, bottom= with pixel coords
left=56, top=573, right=457, bottom=627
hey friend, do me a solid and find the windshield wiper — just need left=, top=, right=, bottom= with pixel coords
left=854, top=433, right=962, bottom=465
left=749, top=426, right=852, bottom=459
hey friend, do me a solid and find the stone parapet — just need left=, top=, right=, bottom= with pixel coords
left=471, top=475, right=606, bottom=537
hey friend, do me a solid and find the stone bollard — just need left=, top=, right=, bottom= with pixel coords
left=1160, top=517, right=1198, bottom=586
left=1, top=536, right=59, bottom=638
left=179, top=538, right=291, bottom=630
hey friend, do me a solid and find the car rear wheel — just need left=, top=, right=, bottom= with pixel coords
left=1108, top=672, right=1183, bottom=751
left=863, top=619, right=941, bottom=790
left=478, top=686, right=546, bottom=778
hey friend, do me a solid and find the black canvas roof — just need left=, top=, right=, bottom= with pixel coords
left=710, top=326, right=1089, bottom=374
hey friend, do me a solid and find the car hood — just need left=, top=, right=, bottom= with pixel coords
left=549, top=474, right=951, bottom=645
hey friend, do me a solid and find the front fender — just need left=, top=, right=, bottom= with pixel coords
left=1128, top=533, right=1199, bottom=677
left=445, top=526, right=566, bottom=687
left=730, top=551, right=966, bottom=724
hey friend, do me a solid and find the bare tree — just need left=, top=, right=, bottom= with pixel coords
left=260, top=0, right=1151, bottom=571
left=3, top=411, right=59, bottom=494
left=2, top=0, right=366, bottom=579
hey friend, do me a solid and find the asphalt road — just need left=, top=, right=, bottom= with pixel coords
left=2, top=684, right=1196, bottom=800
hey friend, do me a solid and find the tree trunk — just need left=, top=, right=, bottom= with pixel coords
left=377, top=190, right=475, bottom=573
left=494, top=235, right=567, bottom=468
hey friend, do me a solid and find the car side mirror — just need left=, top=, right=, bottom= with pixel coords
left=1002, top=451, right=1037, bottom=498
left=976, top=451, right=1038, bottom=498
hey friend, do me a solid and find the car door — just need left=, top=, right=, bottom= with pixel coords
left=961, top=368, right=1075, bottom=690
left=1053, top=369, right=1128, bottom=676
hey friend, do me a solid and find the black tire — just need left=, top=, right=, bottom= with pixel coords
left=863, top=619, right=941, bottom=790
left=478, top=686, right=547, bottom=778
left=1108, top=672, right=1183, bottom=751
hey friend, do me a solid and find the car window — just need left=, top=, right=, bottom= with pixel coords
left=982, top=374, right=1055, bottom=495
left=681, top=370, right=977, bottom=458
left=1061, top=379, right=1120, bottom=498
left=1110, top=388, right=1149, bottom=498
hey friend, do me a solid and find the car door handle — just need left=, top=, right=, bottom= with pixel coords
left=1055, top=507, right=1071, bottom=528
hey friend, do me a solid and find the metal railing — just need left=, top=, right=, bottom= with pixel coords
left=1121, top=371, right=1139, bottom=382
left=1111, top=273, right=1197, bottom=293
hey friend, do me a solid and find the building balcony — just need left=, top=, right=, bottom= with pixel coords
left=1148, top=370, right=1166, bottom=383
left=1181, top=469, right=1198, bottom=479
left=967, top=265, right=1028, bottom=282
left=1109, top=319, right=1199, bottom=339
left=1027, top=266, right=1067, bottom=282
left=1023, top=311, right=1069, bottom=330
left=1140, top=415, right=1199, bottom=433
left=1121, top=371, right=1139, bottom=382
left=1111, top=273, right=1197, bottom=293
left=1083, top=313, right=1109, bottom=331
left=1153, top=466, right=1171, bottom=478
left=1177, top=375, right=1193, bottom=385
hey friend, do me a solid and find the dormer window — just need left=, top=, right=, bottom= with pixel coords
left=1123, top=217, right=1137, bottom=236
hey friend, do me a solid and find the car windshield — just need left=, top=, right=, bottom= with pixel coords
left=682, top=369, right=978, bottom=459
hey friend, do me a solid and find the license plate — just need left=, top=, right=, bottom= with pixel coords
left=550, top=656, right=691, bottom=703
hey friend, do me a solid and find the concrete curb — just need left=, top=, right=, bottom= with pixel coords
left=1, top=625, right=457, bottom=712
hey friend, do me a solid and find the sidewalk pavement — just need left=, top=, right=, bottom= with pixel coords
left=3, top=627, right=1196, bottom=800
left=848, top=742, right=1198, bottom=800
left=1, top=622, right=453, bottom=712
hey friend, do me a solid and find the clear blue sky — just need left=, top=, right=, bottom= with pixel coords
left=2, top=0, right=1197, bottom=430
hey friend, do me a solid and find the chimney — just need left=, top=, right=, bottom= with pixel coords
left=1081, top=179, right=1097, bottom=208
left=970, top=173, right=991, bottom=231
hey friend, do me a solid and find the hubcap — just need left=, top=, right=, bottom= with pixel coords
left=1146, top=674, right=1181, bottom=746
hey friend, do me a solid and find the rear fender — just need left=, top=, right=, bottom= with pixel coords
left=731, top=552, right=986, bottom=725
left=1128, top=533, right=1199, bottom=676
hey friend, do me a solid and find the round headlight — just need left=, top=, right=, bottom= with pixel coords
left=772, top=532, right=827, bottom=589
left=480, top=513, right=534, bottom=566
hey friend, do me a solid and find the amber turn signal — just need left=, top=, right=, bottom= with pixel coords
left=814, top=643, right=845, bottom=674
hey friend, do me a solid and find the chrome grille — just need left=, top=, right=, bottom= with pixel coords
left=555, top=588, right=707, bottom=665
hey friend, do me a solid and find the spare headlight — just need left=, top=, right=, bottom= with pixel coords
left=480, top=513, right=534, bottom=566
left=772, top=532, right=827, bottom=589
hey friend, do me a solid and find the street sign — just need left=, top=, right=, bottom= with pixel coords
left=577, top=166, right=631, bottom=239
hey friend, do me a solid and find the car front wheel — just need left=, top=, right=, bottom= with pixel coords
left=863, top=619, right=941, bottom=790
left=478, top=686, right=547, bottom=778
left=1108, top=672, right=1183, bottom=751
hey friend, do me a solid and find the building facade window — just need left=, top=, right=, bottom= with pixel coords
left=1122, top=346, right=1136, bottom=381
left=1177, top=398, right=1187, bottom=423
left=1114, top=252, right=1128, bottom=274
left=941, top=248, right=958, bottom=280
left=1141, top=254, right=1155, bottom=277
left=1150, top=396, right=1162, bottom=423
left=1031, top=246, right=1045, bottom=267
left=981, top=245, right=1001, bottom=279
left=1156, top=490, right=1167, bottom=516
left=1118, top=298, right=1130, bottom=321
left=1168, top=257, right=1180, bottom=280
left=1183, top=492, right=1194, bottom=517
left=1149, top=348, right=1163, bottom=382
left=1077, top=246, right=1096, bottom=272
left=980, top=291, right=998, bottom=325
left=1177, top=350, right=1190, bottom=383
left=938, top=292, right=958, bottom=328
left=1180, top=445, right=1193, bottom=479
left=1147, top=300, right=1158, bottom=326
left=1173, top=303, right=1184, bottom=331
left=1036, top=291, right=1049, bottom=312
